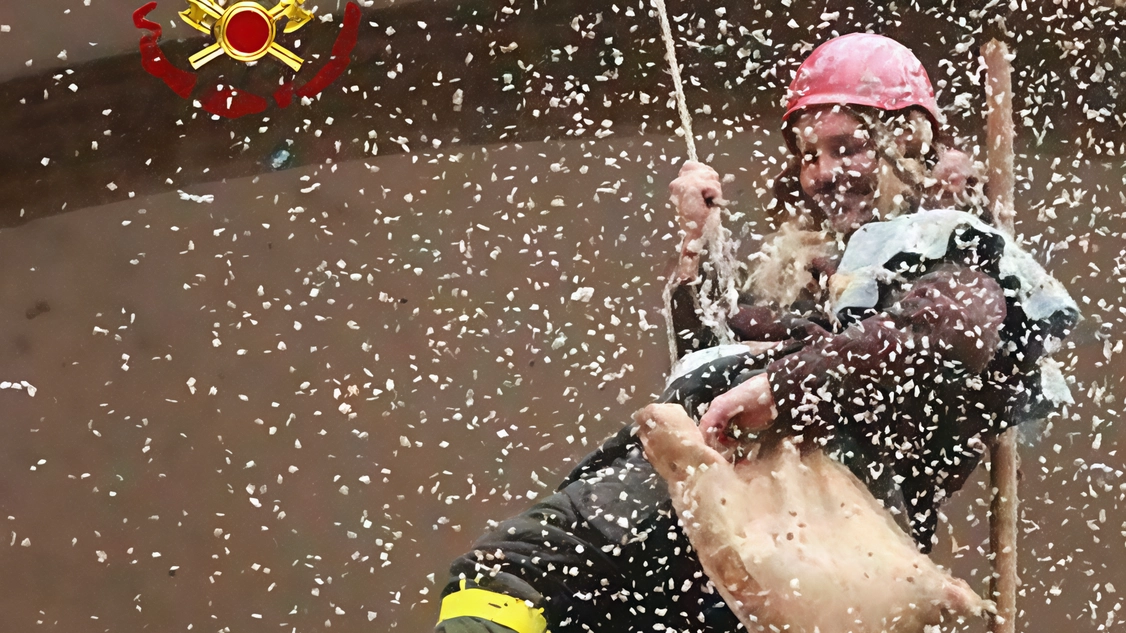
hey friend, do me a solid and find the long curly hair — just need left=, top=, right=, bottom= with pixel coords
left=768, top=105, right=985, bottom=230
left=745, top=105, right=985, bottom=307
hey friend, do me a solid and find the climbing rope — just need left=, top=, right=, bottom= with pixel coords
left=652, top=0, right=741, bottom=369
left=652, top=0, right=698, bottom=162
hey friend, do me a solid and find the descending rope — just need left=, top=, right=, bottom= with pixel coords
left=652, top=0, right=740, bottom=369
left=654, top=0, right=696, bottom=367
left=652, top=0, right=697, bottom=162
left=660, top=268, right=681, bottom=366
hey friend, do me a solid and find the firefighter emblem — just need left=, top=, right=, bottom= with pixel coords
left=132, top=0, right=360, bottom=119
left=179, top=0, right=313, bottom=71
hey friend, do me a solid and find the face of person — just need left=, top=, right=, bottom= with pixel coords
left=793, top=108, right=880, bottom=235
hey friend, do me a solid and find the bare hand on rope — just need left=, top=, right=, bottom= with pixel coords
left=696, top=373, right=777, bottom=448
left=669, top=161, right=725, bottom=281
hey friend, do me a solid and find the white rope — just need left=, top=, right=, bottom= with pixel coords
left=651, top=0, right=697, bottom=162
left=653, top=0, right=740, bottom=368
left=653, top=0, right=698, bottom=368
left=661, top=272, right=680, bottom=366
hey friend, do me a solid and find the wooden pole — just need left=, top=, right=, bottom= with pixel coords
left=983, top=40, right=1016, bottom=235
left=982, top=38, right=1019, bottom=633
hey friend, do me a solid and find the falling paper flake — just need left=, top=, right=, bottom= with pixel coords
left=0, top=6, right=1116, bottom=632
left=177, top=190, right=214, bottom=204
left=570, top=287, right=594, bottom=302
left=1, top=381, right=36, bottom=397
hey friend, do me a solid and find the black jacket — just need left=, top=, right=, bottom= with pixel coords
left=441, top=423, right=743, bottom=633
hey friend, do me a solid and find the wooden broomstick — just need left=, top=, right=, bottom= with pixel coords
left=982, top=38, right=1019, bottom=633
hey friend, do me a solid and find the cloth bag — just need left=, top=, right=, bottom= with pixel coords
left=637, top=404, right=989, bottom=633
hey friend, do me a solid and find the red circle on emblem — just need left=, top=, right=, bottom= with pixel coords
left=225, top=10, right=271, bottom=54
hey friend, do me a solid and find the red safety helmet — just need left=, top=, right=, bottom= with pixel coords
left=783, top=33, right=940, bottom=126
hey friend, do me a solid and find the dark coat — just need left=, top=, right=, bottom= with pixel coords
left=443, top=424, right=744, bottom=633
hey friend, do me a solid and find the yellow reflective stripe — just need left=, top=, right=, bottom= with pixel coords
left=438, top=585, right=548, bottom=633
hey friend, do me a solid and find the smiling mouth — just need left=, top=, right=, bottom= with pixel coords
left=816, top=191, right=869, bottom=213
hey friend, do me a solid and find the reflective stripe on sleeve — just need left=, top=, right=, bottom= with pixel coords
left=437, top=580, right=548, bottom=633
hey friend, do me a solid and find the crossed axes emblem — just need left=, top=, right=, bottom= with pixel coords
left=133, top=1, right=360, bottom=119
left=180, top=0, right=314, bottom=71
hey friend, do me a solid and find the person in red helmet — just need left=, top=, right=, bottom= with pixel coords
left=669, top=34, right=985, bottom=357
left=433, top=34, right=1077, bottom=633
left=667, top=31, right=1074, bottom=545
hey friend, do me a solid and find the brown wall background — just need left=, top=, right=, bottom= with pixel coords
left=0, top=1, right=1124, bottom=632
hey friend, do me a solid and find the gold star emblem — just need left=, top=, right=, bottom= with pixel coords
left=179, top=0, right=314, bottom=71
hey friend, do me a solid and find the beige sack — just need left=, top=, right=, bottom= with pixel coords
left=636, top=403, right=989, bottom=633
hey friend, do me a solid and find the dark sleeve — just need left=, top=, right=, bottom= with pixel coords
left=671, top=279, right=796, bottom=358
left=441, top=491, right=622, bottom=633
left=729, top=303, right=816, bottom=342
left=766, top=316, right=913, bottom=435
left=670, top=280, right=719, bottom=357
left=436, top=617, right=520, bottom=633
left=764, top=266, right=1008, bottom=550
left=440, top=432, right=673, bottom=633
left=767, top=266, right=1007, bottom=431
